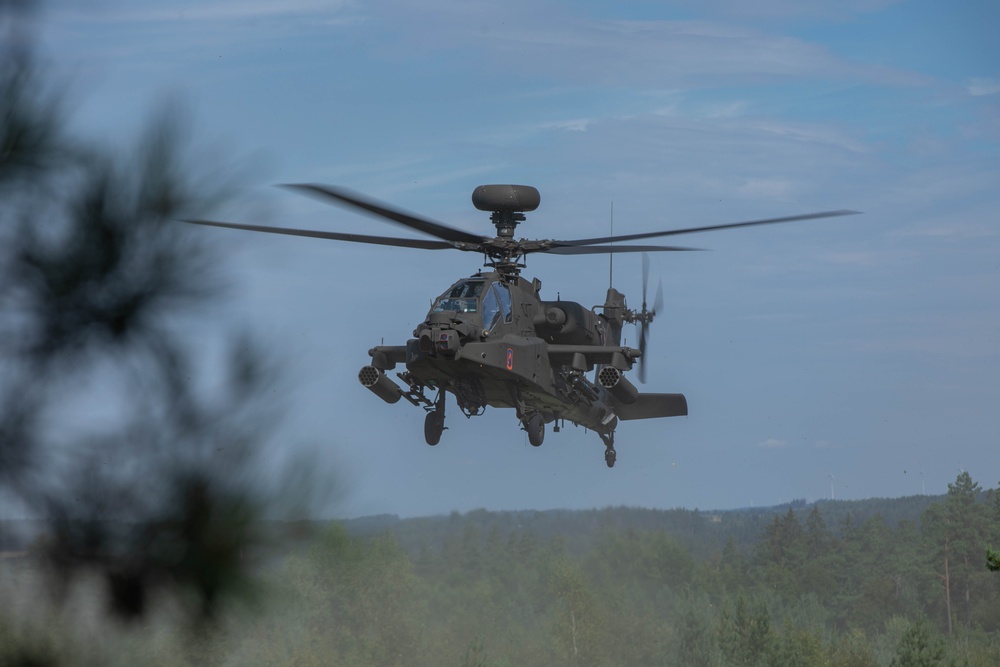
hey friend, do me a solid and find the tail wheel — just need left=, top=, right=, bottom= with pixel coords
left=526, top=412, right=545, bottom=447
left=604, top=447, right=617, bottom=468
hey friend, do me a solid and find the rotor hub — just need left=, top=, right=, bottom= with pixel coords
left=490, top=210, right=525, bottom=239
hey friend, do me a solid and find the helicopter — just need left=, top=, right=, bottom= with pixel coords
left=185, top=184, right=857, bottom=467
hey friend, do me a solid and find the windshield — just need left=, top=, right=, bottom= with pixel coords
left=432, top=280, right=484, bottom=313
left=481, top=281, right=513, bottom=330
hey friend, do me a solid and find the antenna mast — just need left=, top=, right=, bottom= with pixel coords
left=608, top=201, right=614, bottom=288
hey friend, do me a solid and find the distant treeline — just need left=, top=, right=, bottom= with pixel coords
left=3, top=471, right=998, bottom=665
left=274, top=472, right=999, bottom=665
left=0, top=489, right=942, bottom=554
left=340, top=492, right=943, bottom=562
left=262, top=471, right=1000, bottom=665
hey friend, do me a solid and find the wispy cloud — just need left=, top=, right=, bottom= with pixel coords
left=542, top=118, right=596, bottom=133
left=667, top=0, right=902, bottom=21
left=820, top=249, right=917, bottom=267
left=52, top=1, right=355, bottom=24
left=890, top=221, right=1000, bottom=239
left=494, top=19, right=918, bottom=87
left=758, top=437, right=788, bottom=449
left=736, top=119, right=870, bottom=153
left=967, top=77, right=1000, bottom=97
left=737, top=178, right=795, bottom=199
left=370, top=3, right=922, bottom=89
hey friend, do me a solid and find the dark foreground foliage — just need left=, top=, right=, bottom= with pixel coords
left=1, top=1, right=312, bottom=656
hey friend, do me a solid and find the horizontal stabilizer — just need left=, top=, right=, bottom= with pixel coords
left=614, top=393, right=688, bottom=421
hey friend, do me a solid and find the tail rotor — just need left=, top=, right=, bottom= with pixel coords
left=631, top=253, right=662, bottom=384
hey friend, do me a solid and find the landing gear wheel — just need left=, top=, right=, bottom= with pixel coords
left=525, top=413, right=545, bottom=447
left=424, top=410, right=444, bottom=446
left=604, top=447, right=617, bottom=468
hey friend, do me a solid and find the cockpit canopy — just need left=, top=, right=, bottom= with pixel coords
left=431, top=278, right=513, bottom=331
left=432, top=279, right=483, bottom=314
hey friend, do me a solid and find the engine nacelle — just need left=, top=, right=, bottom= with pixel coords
left=534, top=300, right=603, bottom=346
left=534, top=304, right=567, bottom=329
left=597, top=366, right=639, bottom=405
left=358, top=366, right=403, bottom=404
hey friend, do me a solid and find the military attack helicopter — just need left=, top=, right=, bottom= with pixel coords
left=186, top=184, right=856, bottom=467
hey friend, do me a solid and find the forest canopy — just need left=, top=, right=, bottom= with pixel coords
left=3, top=472, right=999, bottom=666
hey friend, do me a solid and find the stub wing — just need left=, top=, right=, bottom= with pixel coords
left=612, top=393, right=688, bottom=420
left=547, top=344, right=641, bottom=367
left=368, top=344, right=408, bottom=369
left=547, top=344, right=686, bottom=422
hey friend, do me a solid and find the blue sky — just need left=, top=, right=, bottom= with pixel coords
left=35, top=0, right=1000, bottom=517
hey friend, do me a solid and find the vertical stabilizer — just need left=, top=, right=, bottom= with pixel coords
left=602, top=288, right=627, bottom=345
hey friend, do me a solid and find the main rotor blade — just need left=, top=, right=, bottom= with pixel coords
left=181, top=219, right=458, bottom=250
left=554, top=209, right=861, bottom=247
left=544, top=244, right=703, bottom=255
left=283, top=184, right=486, bottom=246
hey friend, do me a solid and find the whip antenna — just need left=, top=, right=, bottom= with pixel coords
left=608, top=201, right=614, bottom=288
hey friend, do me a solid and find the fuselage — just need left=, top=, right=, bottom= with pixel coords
left=402, top=272, right=621, bottom=433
